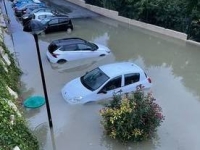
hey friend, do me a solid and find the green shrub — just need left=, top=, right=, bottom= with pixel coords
left=0, top=41, right=22, bottom=92
left=100, top=86, right=164, bottom=143
left=0, top=99, right=39, bottom=150
left=0, top=38, right=39, bottom=150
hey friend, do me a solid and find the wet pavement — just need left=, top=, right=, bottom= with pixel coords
left=2, top=0, right=200, bottom=150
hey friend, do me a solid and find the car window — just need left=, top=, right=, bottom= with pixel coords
left=62, top=44, right=77, bottom=51
left=88, top=42, right=98, bottom=50
left=77, top=44, right=92, bottom=51
left=48, top=43, right=58, bottom=52
left=38, top=15, right=46, bottom=20
left=80, top=68, right=109, bottom=91
left=30, top=6, right=38, bottom=9
left=124, top=73, right=140, bottom=86
left=102, top=76, right=122, bottom=91
left=59, top=18, right=68, bottom=23
left=49, top=19, right=58, bottom=25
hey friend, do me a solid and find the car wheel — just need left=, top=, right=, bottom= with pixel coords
left=40, top=31, right=46, bottom=36
left=66, top=28, right=72, bottom=34
left=99, top=54, right=106, bottom=57
left=57, top=59, right=67, bottom=64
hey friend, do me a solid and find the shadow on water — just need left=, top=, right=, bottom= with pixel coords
left=49, top=54, right=115, bottom=73
left=33, top=123, right=48, bottom=150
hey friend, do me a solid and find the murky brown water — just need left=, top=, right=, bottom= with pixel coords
left=3, top=0, right=200, bottom=150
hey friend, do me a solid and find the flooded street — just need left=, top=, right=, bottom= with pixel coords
left=2, top=0, right=200, bottom=150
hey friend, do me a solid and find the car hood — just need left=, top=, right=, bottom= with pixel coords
left=61, top=77, right=93, bottom=104
left=95, top=43, right=111, bottom=52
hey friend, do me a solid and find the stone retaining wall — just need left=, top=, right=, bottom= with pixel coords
left=65, top=0, right=188, bottom=40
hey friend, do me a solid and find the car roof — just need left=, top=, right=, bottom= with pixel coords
left=33, top=11, right=54, bottom=15
left=52, top=38, right=87, bottom=46
left=99, top=62, right=144, bottom=78
left=31, top=7, right=49, bottom=11
left=46, top=15, right=69, bottom=19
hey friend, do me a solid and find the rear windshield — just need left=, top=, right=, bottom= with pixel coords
left=48, top=43, right=58, bottom=52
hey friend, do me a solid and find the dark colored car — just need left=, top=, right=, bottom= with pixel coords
left=40, top=15, right=73, bottom=34
left=21, top=7, right=58, bottom=25
left=14, top=2, right=45, bottom=17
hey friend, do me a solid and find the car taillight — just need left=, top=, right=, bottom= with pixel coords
left=52, top=53, right=59, bottom=58
left=148, top=77, right=152, bottom=83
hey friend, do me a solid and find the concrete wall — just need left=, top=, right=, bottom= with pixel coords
left=65, top=0, right=188, bottom=40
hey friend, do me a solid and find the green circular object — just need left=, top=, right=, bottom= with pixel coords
left=24, top=96, right=45, bottom=108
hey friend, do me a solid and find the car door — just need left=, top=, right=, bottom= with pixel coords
left=46, top=18, right=59, bottom=32
left=122, top=73, right=141, bottom=94
left=95, top=76, right=123, bottom=101
left=61, top=44, right=79, bottom=61
left=76, top=43, right=98, bottom=59
left=58, top=18, right=67, bottom=31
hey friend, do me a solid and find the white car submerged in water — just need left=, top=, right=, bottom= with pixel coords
left=46, top=37, right=111, bottom=64
left=61, top=62, right=152, bottom=104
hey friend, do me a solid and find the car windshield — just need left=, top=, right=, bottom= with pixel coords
left=81, top=68, right=109, bottom=91
left=40, top=18, right=50, bottom=24
left=88, top=42, right=98, bottom=50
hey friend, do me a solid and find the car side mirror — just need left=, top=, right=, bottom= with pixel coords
left=98, top=89, right=107, bottom=94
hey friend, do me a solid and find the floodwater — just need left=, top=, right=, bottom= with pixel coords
left=2, top=0, right=200, bottom=150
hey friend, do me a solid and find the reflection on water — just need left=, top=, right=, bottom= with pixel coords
left=100, top=133, right=161, bottom=150
left=49, top=54, right=115, bottom=73
left=34, top=123, right=48, bottom=150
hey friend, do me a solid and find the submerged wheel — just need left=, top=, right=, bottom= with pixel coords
left=66, top=28, right=72, bottom=34
left=57, top=59, right=67, bottom=64
left=40, top=31, right=46, bottom=36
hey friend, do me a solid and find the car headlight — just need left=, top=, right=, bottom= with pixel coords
left=106, top=50, right=111, bottom=53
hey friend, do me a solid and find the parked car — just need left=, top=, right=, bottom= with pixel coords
left=22, top=7, right=58, bottom=25
left=22, top=6, right=52, bottom=16
left=22, top=11, right=55, bottom=25
left=46, top=37, right=110, bottom=64
left=61, top=62, right=152, bottom=104
left=39, top=15, right=73, bottom=34
left=12, top=0, right=32, bottom=8
left=14, top=2, right=46, bottom=17
left=12, top=0, right=42, bottom=8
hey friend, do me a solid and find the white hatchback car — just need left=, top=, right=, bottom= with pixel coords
left=46, top=38, right=111, bottom=63
left=32, top=11, right=54, bottom=22
left=61, top=62, right=152, bottom=104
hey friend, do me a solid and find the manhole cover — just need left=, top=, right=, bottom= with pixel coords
left=24, top=96, right=45, bottom=108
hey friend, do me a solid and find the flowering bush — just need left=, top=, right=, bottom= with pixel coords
left=100, top=86, right=164, bottom=142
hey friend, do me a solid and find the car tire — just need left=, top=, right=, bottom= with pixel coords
left=40, top=31, right=46, bottom=37
left=57, top=59, right=67, bottom=64
left=66, top=28, right=72, bottom=34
